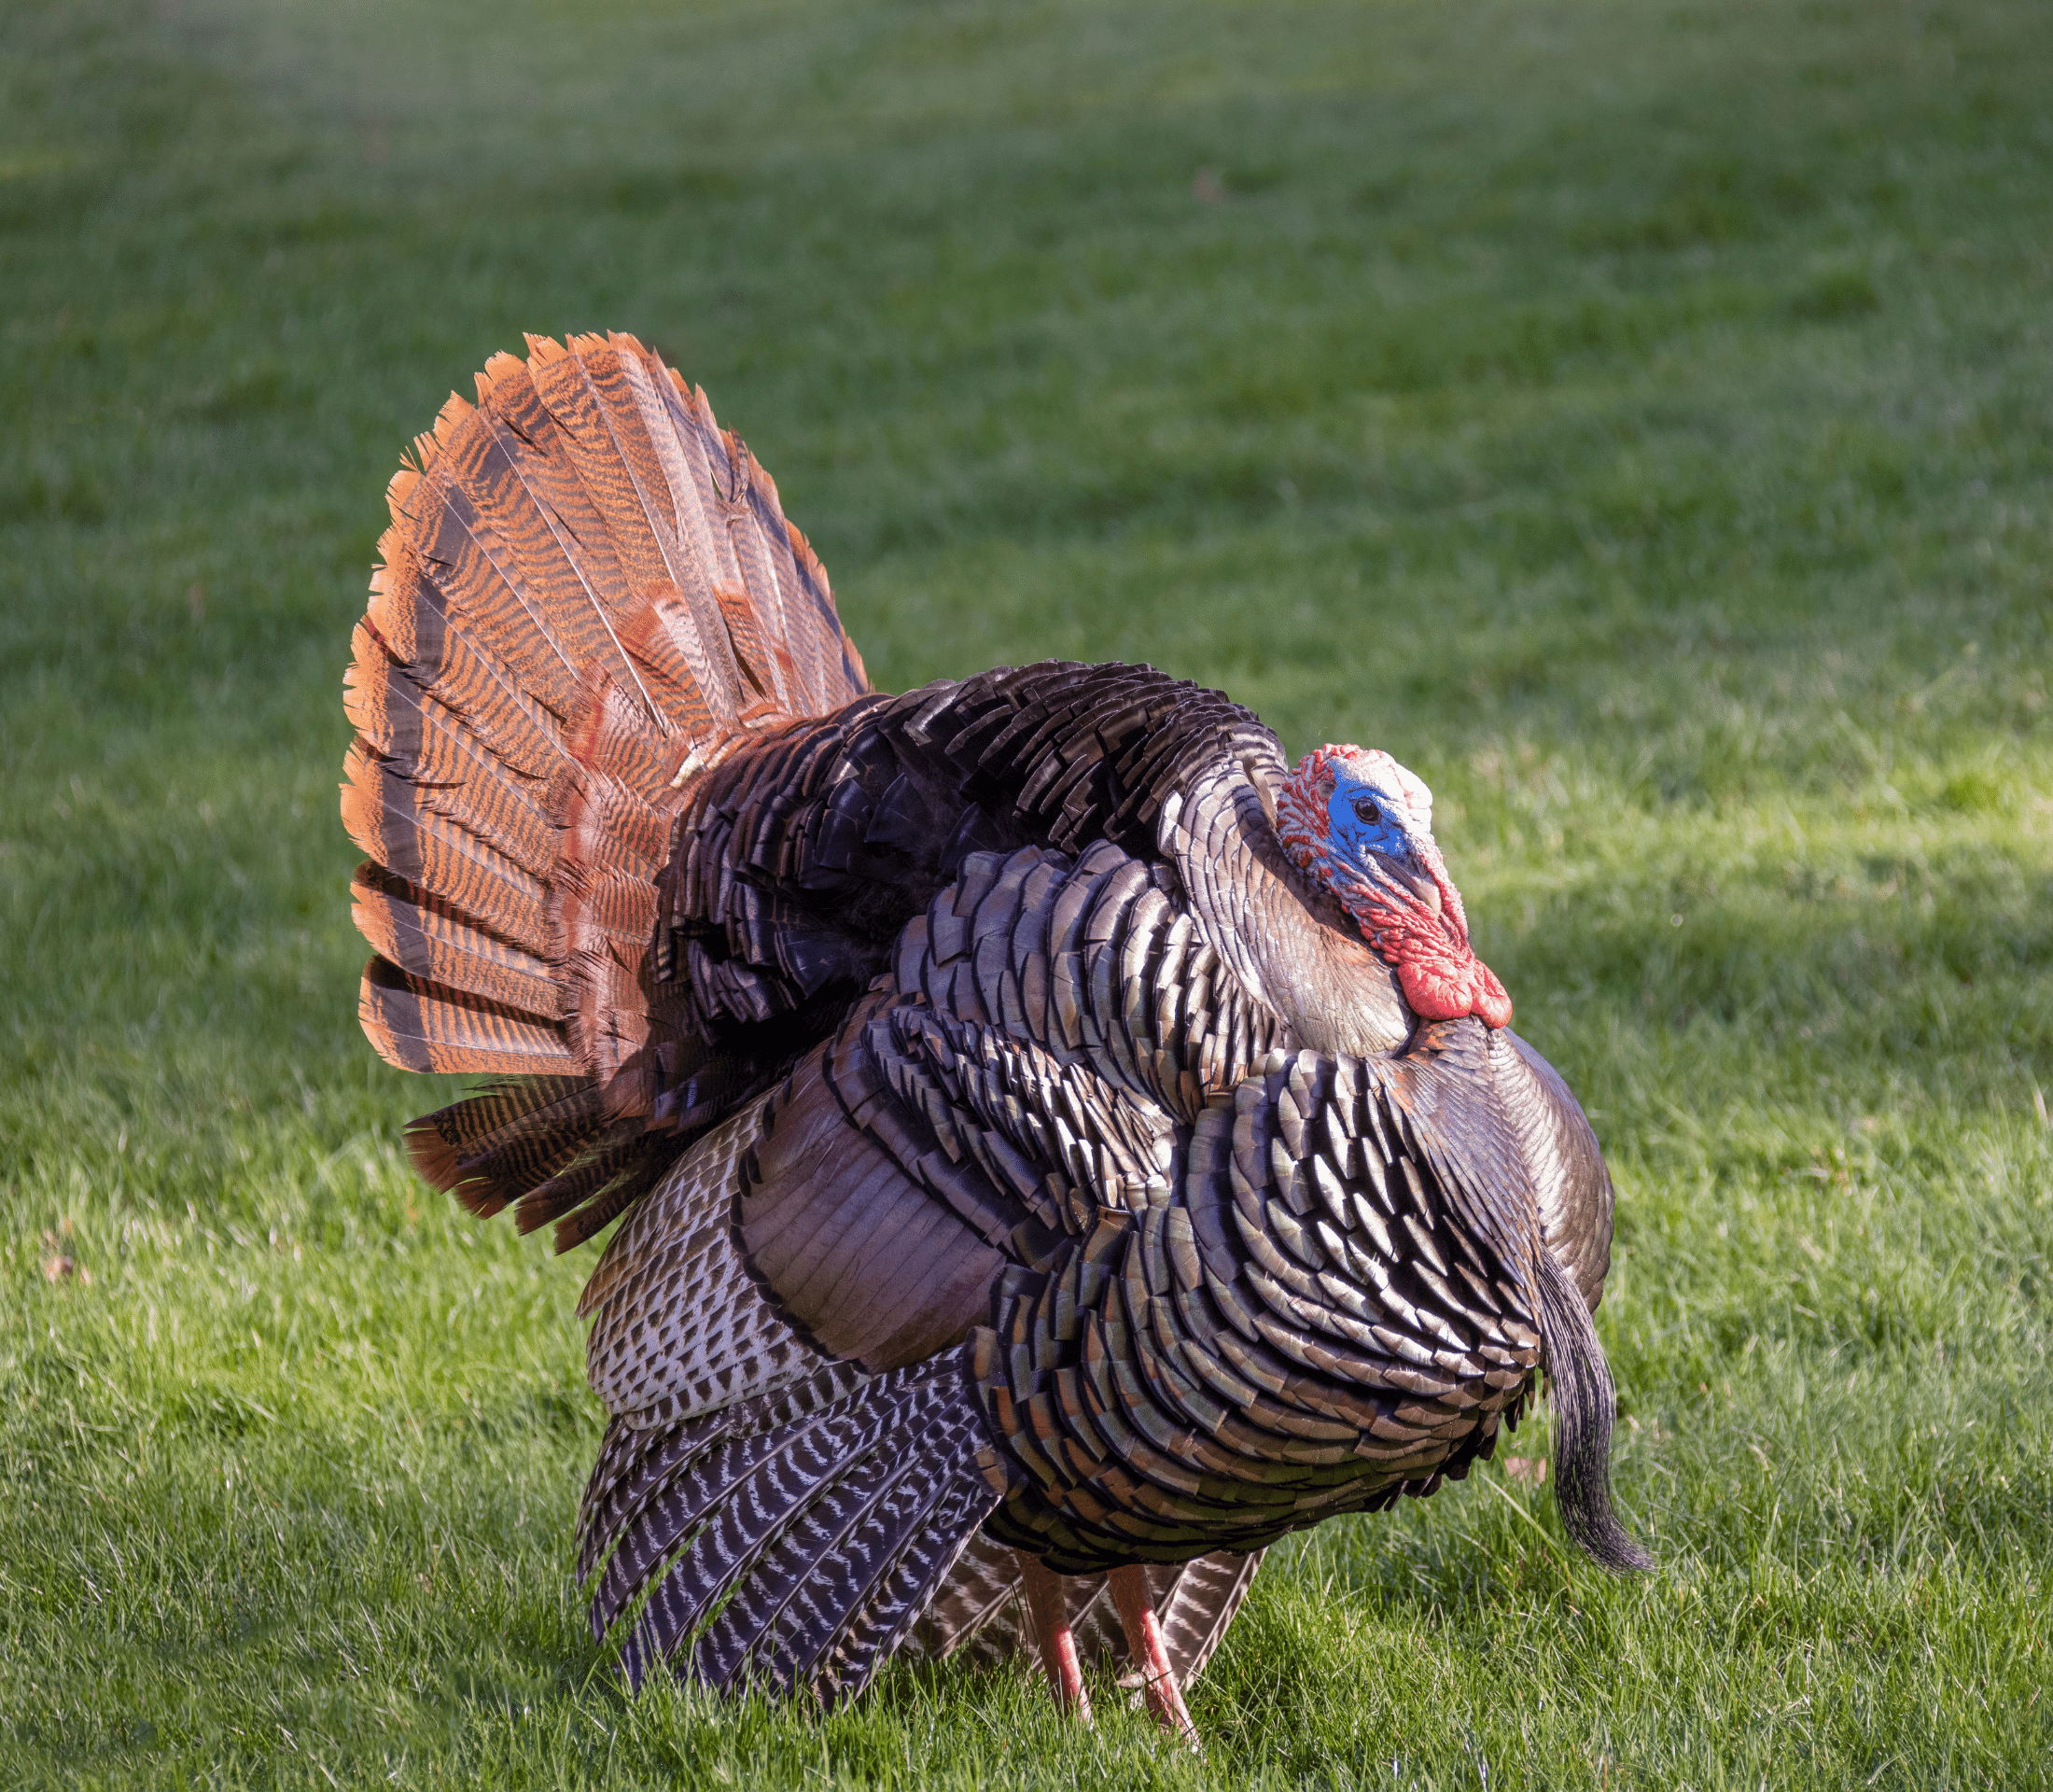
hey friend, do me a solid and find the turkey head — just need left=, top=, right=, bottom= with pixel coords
left=1277, top=744, right=1515, bottom=1030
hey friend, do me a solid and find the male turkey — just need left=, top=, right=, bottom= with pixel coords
left=342, top=331, right=1648, bottom=1738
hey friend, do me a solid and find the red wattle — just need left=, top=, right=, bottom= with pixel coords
left=1395, top=950, right=1513, bottom=1029
left=1472, top=960, right=1514, bottom=1029
left=1356, top=890, right=1514, bottom=1029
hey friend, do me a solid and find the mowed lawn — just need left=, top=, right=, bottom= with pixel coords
left=3, top=0, right=2050, bottom=1785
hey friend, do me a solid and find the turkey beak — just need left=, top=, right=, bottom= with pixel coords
left=1370, top=849, right=1442, bottom=916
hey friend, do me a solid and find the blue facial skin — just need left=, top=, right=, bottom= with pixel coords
left=1323, top=773, right=1422, bottom=883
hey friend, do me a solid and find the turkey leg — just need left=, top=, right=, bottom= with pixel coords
left=1017, top=1552, right=1092, bottom=1721
left=1108, top=1564, right=1198, bottom=1744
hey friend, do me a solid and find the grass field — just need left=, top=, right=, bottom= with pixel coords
left=4, top=0, right=2050, bottom=1785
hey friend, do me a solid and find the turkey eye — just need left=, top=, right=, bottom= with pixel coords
left=1350, top=794, right=1382, bottom=826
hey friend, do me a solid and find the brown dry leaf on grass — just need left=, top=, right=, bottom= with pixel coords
left=41, top=1227, right=90, bottom=1284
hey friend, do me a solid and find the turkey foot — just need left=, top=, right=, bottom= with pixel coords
left=1017, top=1553, right=1092, bottom=1721
left=1108, top=1564, right=1199, bottom=1746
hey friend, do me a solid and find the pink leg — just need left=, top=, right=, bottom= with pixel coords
left=1108, top=1564, right=1198, bottom=1745
left=1017, top=1552, right=1092, bottom=1721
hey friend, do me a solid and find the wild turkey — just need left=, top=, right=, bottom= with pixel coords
left=342, top=331, right=1649, bottom=1737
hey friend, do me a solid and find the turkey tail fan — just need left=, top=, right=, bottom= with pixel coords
left=344, top=331, right=870, bottom=1245
left=1529, top=1246, right=1655, bottom=1572
left=602, top=1358, right=1000, bottom=1705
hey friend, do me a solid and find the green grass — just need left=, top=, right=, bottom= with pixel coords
left=3, top=0, right=2050, bottom=1784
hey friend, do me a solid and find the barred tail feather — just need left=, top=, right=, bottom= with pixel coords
left=358, top=957, right=577, bottom=1078
left=404, top=1077, right=604, bottom=1213
left=346, top=331, right=870, bottom=1243
left=909, top=1535, right=1262, bottom=1690
left=351, top=864, right=561, bottom=1019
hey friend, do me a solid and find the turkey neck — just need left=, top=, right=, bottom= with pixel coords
left=1163, top=749, right=1413, bottom=1059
